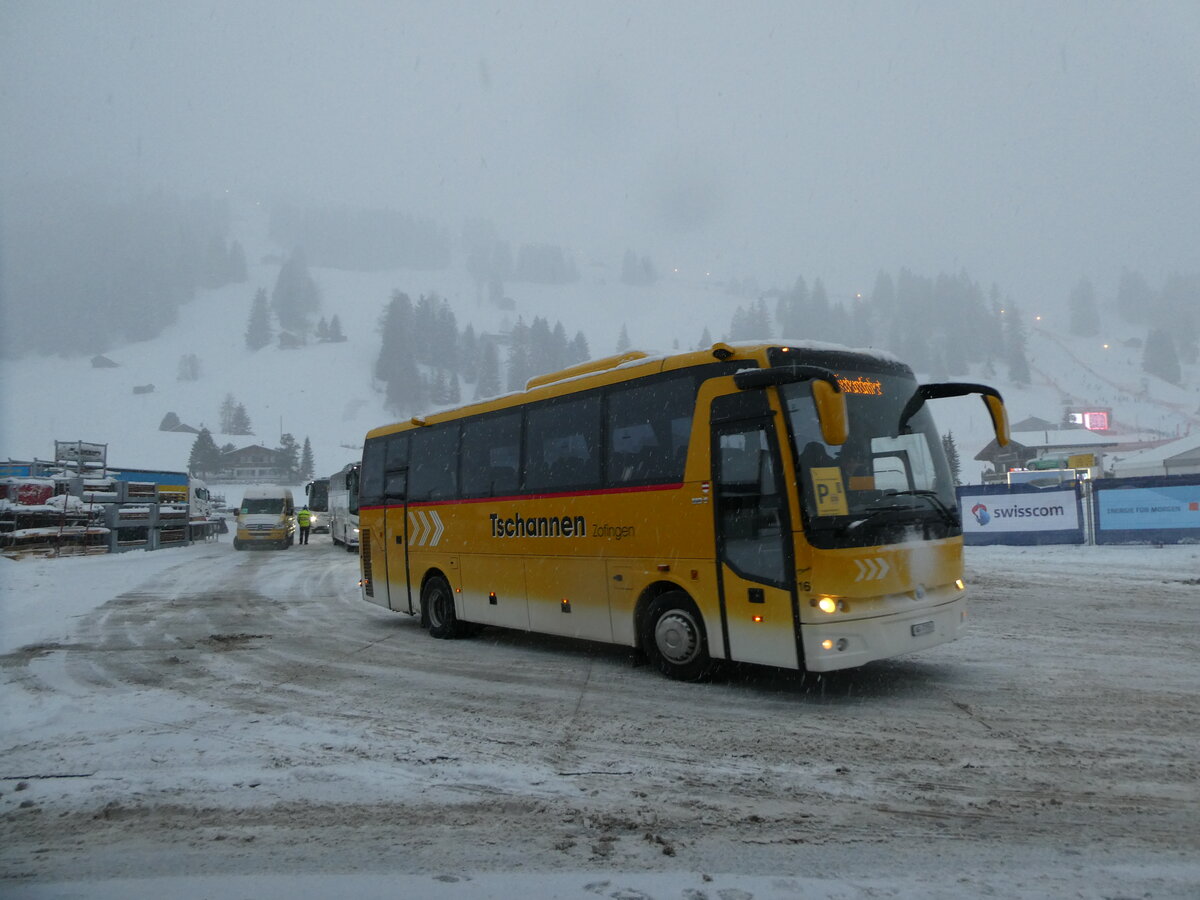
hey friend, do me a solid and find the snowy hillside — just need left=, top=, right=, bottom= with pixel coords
left=2, top=202, right=1197, bottom=482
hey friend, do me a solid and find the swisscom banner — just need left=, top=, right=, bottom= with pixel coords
left=1093, top=476, right=1200, bottom=544
left=956, top=483, right=1085, bottom=546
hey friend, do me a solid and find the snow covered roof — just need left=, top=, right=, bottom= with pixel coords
left=1110, top=431, right=1200, bottom=475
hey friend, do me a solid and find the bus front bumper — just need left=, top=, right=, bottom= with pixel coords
left=801, top=594, right=966, bottom=673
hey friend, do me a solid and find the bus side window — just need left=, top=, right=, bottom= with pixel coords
left=410, top=424, right=460, bottom=501
left=385, top=433, right=409, bottom=471
left=461, top=411, right=521, bottom=498
left=605, top=375, right=694, bottom=485
left=360, top=438, right=386, bottom=506
left=524, top=394, right=601, bottom=492
left=346, top=467, right=360, bottom=515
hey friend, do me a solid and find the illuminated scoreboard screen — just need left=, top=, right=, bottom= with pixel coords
left=1066, top=408, right=1110, bottom=431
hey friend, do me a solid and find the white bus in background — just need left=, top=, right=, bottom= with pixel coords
left=328, top=462, right=360, bottom=551
left=304, top=476, right=331, bottom=533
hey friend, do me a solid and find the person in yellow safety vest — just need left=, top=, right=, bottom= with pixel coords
left=297, top=506, right=312, bottom=544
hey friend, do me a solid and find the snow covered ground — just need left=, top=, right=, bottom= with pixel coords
left=2, top=538, right=1198, bottom=898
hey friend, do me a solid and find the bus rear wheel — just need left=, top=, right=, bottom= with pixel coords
left=423, top=575, right=467, bottom=639
left=642, top=592, right=715, bottom=682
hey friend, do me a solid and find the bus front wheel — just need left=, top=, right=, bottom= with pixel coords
left=423, top=575, right=467, bottom=639
left=642, top=592, right=715, bottom=682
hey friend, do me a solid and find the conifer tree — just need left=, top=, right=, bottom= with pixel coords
left=941, top=432, right=962, bottom=486
left=245, top=288, right=273, bottom=351
left=300, top=437, right=315, bottom=481
left=869, top=270, right=895, bottom=314
left=810, top=278, right=831, bottom=324
left=435, top=299, right=459, bottom=371
left=698, top=326, right=712, bottom=349
left=219, top=394, right=237, bottom=432
left=507, top=318, right=532, bottom=391
left=568, top=331, right=590, bottom=365
left=620, top=250, right=658, bottom=286
left=315, top=317, right=330, bottom=341
left=476, top=339, right=502, bottom=400
left=272, top=247, right=320, bottom=334
left=778, top=275, right=810, bottom=337
left=529, top=316, right=554, bottom=377
left=550, top=321, right=570, bottom=372
left=376, top=291, right=423, bottom=413
left=231, top=403, right=253, bottom=436
left=277, top=434, right=300, bottom=483
left=1116, top=268, right=1152, bottom=325
left=431, top=370, right=452, bottom=405
left=616, top=324, right=631, bottom=353
left=328, top=314, right=346, bottom=342
left=1158, top=274, right=1199, bottom=364
left=1003, top=304, right=1032, bottom=385
left=1142, top=329, right=1181, bottom=385
left=188, top=428, right=222, bottom=477
left=459, top=324, right=479, bottom=383
left=1068, top=277, right=1101, bottom=337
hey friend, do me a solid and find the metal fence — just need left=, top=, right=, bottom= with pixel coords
left=956, top=474, right=1200, bottom=546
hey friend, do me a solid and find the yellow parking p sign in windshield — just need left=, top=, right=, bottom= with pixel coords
left=810, top=467, right=849, bottom=516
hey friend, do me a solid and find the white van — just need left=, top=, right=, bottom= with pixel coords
left=233, top=485, right=296, bottom=550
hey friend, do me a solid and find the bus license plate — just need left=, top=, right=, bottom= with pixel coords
left=911, top=620, right=935, bottom=637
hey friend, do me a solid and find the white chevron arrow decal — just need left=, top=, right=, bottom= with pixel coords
left=854, top=557, right=891, bottom=582
left=429, top=511, right=444, bottom=546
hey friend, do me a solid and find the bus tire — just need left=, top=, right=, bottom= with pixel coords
left=233, top=539, right=242, bottom=550
left=642, top=592, right=715, bottom=682
left=423, top=575, right=467, bottom=639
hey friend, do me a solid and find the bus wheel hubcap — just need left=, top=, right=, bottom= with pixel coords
left=655, top=611, right=699, bottom=664
left=431, top=591, right=450, bottom=624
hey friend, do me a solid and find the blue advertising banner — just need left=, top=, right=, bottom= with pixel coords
left=1093, top=475, right=1200, bottom=544
left=956, top=482, right=1086, bottom=546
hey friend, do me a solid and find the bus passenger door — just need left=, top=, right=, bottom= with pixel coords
left=711, top=396, right=800, bottom=669
left=383, top=468, right=414, bottom=614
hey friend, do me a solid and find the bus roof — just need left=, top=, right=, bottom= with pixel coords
left=364, top=341, right=906, bottom=441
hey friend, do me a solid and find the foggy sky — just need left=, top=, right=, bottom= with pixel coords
left=3, top=1, right=1199, bottom=303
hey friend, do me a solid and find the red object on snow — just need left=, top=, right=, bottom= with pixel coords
left=16, top=483, right=54, bottom=505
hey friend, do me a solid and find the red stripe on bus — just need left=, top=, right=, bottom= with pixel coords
left=361, top=482, right=685, bottom=511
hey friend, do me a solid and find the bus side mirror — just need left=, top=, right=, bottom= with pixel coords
left=984, top=393, right=1011, bottom=447
left=813, top=379, right=848, bottom=446
left=899, top=382, right=1009, bottom=448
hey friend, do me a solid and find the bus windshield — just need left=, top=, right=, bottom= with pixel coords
left=780, top=369, right=959, bottom=549
left=306, top=479, right=329, bottom=512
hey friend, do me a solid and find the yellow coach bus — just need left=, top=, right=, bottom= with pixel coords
left=358, top=342, right=1009, bottom=680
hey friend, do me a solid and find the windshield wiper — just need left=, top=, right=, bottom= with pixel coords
left=884, top=489, right=960, bottom=527
left=840, top=505, right=911, bottom=534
